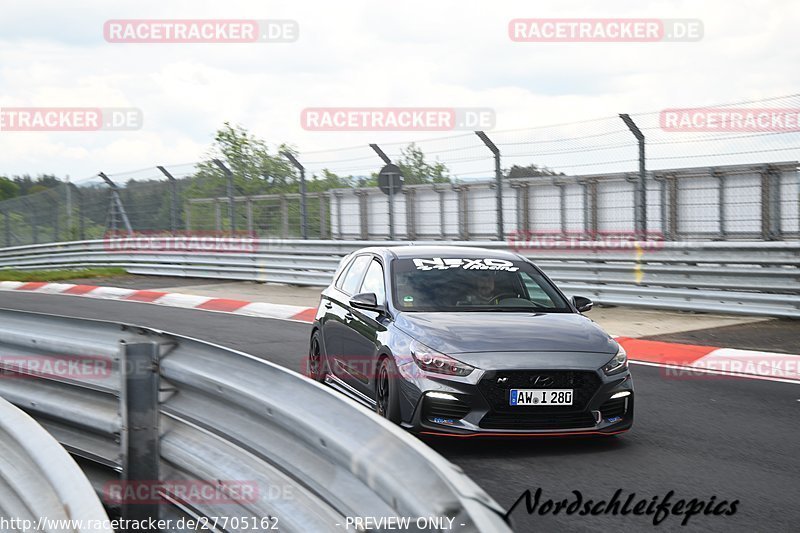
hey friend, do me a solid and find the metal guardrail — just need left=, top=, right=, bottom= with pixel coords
left=0, top=396, right=113, bottom=533
left=0, top=308, right=511, bottom=533
left=0, top=238, right=798, bottom=318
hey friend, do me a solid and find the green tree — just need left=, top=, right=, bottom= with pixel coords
left=396, top=143, right=450, bottom=185
left=187, top=122, right=297, bottom=199
left=0, top=177, right=19, bottom=201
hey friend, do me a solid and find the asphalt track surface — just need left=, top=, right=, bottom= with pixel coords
left=1, top=292, right=797, bottom=532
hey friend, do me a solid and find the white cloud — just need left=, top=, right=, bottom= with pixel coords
left=0, top=0, right=798, bottom=180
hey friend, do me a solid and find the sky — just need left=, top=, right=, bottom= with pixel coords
left=0, top=0, right=798, bottom=183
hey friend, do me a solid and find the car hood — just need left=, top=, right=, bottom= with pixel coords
left=394, top=312, right=617, bottom=357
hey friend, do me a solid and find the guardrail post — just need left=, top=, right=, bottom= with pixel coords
left=120, top=341, right=161, bottom=527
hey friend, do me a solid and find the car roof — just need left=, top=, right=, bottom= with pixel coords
left=355, top=245, right=523, bottom=261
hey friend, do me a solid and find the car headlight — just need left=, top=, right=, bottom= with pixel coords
left=602, top=345, right=628, bottom=375
left=410, top=340, right=474, bottom=377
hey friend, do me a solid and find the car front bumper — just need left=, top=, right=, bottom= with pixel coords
left=398, top=364, right=634, bottom=436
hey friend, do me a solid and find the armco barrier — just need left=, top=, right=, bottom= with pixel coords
left=0, top=308, right=511, bottom=532
left=0, top=238, right=798, bottom=317
left=0, top=396, right=113, bottom=533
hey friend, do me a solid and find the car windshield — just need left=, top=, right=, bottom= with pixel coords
left=391, top=257, right=571, bottom=312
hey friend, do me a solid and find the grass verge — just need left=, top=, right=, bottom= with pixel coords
left=0, top=268, right=127, bottom=282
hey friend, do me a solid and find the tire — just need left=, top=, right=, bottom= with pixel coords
left=307, top=330, right=326, bottom=382
left=375, top=356, right=401, bottom=424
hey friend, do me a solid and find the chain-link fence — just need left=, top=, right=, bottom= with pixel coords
left=1, top=95, right=799, bottom=246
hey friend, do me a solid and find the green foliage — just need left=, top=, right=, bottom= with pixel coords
left=0, top=177, right=19, bottom=201
left=397, top=143, right=450, bottom=185
left=186, top=122, right=297, bottom=199
left=505, top=164, right=564, bottom=179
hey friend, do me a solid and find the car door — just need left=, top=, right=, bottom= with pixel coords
left=323, top=254, right=372, bottom=383
left=337, top=257, right=388, bottom=398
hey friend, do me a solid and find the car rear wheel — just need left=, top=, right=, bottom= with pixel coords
left=375, top=357, right=401, bottom=424
left=307, top=330, right=326, bottom=382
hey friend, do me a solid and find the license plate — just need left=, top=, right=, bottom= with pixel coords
left=510, top=389, right=573, bottom=406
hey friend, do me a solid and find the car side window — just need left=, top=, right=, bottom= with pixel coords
left=359, top=259, right=386, bottom=306
left=334, top=255, right=355, bottom=290
left=340, top=255, right=371, bottom=295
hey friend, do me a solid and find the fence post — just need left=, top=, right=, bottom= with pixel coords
left=120, top=341, right=160, bottom=526
left=556, top=179, right=567, bottom=237
left=3, top=209, right=9, bottom=247
left=99, top=172, right=134, bottom=235
left=356, top=190, right=369, bottom=240
left=156, top=166, right=179, bottom=234
left=619, top=114, right=647, bottom=238
left=319, top=192, right=327, bottom=239
left=280, top=152, right=308, bottom=239
left=369, top=144, right=396, bottom=240
left=653, top=174, right=668, bottom=240
left=714, top=168, right=727, bottom=240
left=761, top=165, right=782, bottom=240
left=335, top=191, right=343, bottom=239
left=246, top=198, right=254, bottom=235
left=434, top=185, right=446, bottom=240
left=455, top=185, right=470, bottom=240
left=184, top=202, right=192, bottom=232
left=475, top=131, right=502, bottom=240
left=214, top=199, right=221, bottom=231
left=518, top=183, right=530, bottom=234
left=280, top=195, right=289, bottom=239
left=667, top=175, right=679, bottom=240
left=213, top=160, right=236, bottom=235
left=405, top=187, right=417, bottom=240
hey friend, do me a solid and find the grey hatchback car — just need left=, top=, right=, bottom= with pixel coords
left=308, top=245, right=633, bottom=437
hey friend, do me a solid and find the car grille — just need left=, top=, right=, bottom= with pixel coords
left=599, top=397, right=628, bottom=419
left=422, top=396, right=471, bottom=421
left=477, top=370, right=602, bottom=412
left=480, top=411, right=597, bottom=430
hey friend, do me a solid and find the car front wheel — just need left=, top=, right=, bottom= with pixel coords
left=375, top=357, right=401, bottom=424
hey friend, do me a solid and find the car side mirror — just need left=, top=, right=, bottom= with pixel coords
left=350, top=292, right=380, bottom=311
left=572, top=295, right=593, bottom=313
